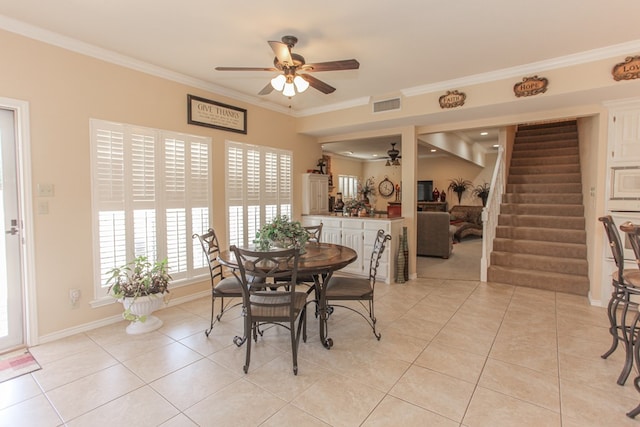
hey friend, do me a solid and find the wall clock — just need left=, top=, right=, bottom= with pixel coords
left=378, top=176, right=395, bottom=198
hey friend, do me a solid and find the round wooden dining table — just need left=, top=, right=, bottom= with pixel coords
left=218, top=241, right=357, bottom=349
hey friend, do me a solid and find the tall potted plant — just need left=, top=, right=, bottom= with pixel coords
left=447, top=178, right=472, bottom=204
left=472, top=182, right=491, bottom=207
left=107, top=256, right=171, bottom=334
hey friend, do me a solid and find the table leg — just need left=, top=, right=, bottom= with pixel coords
left=316, top=272, right=333, bottom=349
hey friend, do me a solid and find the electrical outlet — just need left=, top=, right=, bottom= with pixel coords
left=69, top=289, right=81, bottom=306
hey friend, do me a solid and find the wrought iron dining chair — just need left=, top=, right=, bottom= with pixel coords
left=598, top=216, right=640, bottom=385
left=193, top=228, right=244, bottom=338
left=618, top=221, right=640, bottom=418
left=323, top=229, right=391, bottom=341
left=230, top=245, right=308, bottom=375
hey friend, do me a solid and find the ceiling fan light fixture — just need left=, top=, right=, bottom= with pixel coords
left=282, top=81, right=296, bottom=97
left=293, top=75, right=309, bottom=93
left=271, top=74, right=286, bottom=91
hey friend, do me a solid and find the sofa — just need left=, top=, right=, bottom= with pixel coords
left=449, top=205, right=484, bottom=241
left=416, top=211, right=455, bottom=258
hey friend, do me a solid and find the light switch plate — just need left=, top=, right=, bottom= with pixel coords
left=37, top=183, right=55, bottom=197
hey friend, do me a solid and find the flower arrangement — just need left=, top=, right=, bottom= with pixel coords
left=106, top=256, right=171, bottom=299
left=447, top=178, right=473, bottom=203
left=359, top=176, right=376, bottom=198
left=254, top=215, right=309, bottom=251
left=344, top=198, right=367, bottom=212
left=106, top=256, right=171, bottom=322
left=472, top=182, right=491, bottom=206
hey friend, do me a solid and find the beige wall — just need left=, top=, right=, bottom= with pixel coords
left=1, top=29, right=321, bottom=338
left=3, top=26, right=639, bottom=340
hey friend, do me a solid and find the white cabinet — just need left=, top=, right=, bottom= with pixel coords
left=302, top=173, right=329, bottom=215
left=302, top=215, right=403, bottom=284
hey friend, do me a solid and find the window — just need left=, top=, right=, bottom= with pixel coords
left=90, top=119, right=212, bottom=304
left=226, top=141, right=292, bottom=247
left=338, top=174, right=359, bottom=200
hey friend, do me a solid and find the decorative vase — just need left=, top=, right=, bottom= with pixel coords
left=120, top=294, right=165, bottom=334
left=402, top=226, right=409, bottom=282
left=396, top=232, right=406, bottom=283
left=432, top=188, right=440, bottom=201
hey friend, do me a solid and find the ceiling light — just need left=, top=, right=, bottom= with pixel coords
left=271, top=71, right=308, bottom=97
left=385, top=143, right=401, bottom=166
left=270, top=74, right=286, bottom=91
left=480, top=131, right=488, bottom=136
left=493, top=144, right=499, bottom=148
left=293, top=75, right=309, bottom=92
left=430, top=149, right=436, bottom=152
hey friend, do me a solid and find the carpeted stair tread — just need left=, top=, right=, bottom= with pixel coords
left=496, top=225, right=586, bottom=244
left=492, top=238, right=587, bottom=259
left=518, top=121, right=576, bottom=132
left=509, top=164, right=581, bottom=175
left=498, top=214, right=585, bottom=229
left=487, top=265, right=589, bottom=296
left=513, top=139, right=578, bottom=151
left=511, top=154, right=579, bottom=167
left=511, top=146, right=579, bottom=158
left=505, top=183, right=582, bottom=194
left=489, top=119, right=588, bottom=296
left=502, top=193, right=583, bottom=205
left=508, top=173, right=581, bottom=184
left=490, top=251, right=588, bottom=276
left=500, top=203, right=584, bottom=217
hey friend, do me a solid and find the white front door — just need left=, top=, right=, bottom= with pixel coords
left=0, top=108, right=24, bottom=351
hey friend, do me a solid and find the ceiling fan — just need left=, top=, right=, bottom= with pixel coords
left=215, top=35, right=360, bottom=97
left=384, top=143, right=401, bottom=166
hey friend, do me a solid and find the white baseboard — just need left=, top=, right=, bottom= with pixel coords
left=36, top=290, right=210, bottom=345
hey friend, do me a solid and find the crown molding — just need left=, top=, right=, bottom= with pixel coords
left=402, top=39, right=640, bottom=98
left=0, top=14, right=294, bottom=116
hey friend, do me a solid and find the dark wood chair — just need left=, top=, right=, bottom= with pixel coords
left=230, top=245, right=308, bottom=375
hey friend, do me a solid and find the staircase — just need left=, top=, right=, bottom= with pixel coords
left=487, top=120, right=589, bottom=295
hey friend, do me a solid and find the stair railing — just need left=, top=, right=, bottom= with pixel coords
left=481, top=145, right=505, bottom=281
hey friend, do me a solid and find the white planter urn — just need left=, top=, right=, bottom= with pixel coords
left=120, top=294, right=165, bottom=335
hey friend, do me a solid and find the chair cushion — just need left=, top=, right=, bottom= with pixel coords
left=249, top=291, right=307, bottom=318
left=613, top=269, right=640, bottom=288
left=214, top=276, right=243, bottom=295
left=325, top=276, right=373, bottom=298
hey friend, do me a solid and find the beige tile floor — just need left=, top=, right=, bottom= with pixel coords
left=2, top=261, right=640, bottom=425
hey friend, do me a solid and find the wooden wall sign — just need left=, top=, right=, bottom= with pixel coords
left=438, top=90, right=466, bottom=108
left=612, top=56, right=640, bottom=81
left=513, top=76, right=548, bottom=97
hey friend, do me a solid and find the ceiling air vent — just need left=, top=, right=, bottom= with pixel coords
left=373, top=97, right=401, bottom=113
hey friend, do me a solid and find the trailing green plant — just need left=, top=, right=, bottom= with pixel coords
left=106, top=256, right=171, bottom=322
left=447, top=178, right=473, bottom=203
left=472, top=182, right=491, bottom=206
left=254, top=215, right=309, bottom=251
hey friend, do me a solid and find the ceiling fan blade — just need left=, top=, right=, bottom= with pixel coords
left=268, top=41, right=294, bottom=66
left=305, top=59, right=360, bottom=72
left=215, top=66, right=277, bottom=71
left=258, top=82, right=274, bottom=95
left=300, top=74, right=336, bottom=94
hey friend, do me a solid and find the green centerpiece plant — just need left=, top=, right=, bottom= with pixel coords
left=254, top=215, right=309, bottom=251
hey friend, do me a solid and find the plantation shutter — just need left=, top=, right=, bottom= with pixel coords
left=225, top=141, right=292, bottom=248
left=90, top=119, right=212, bottom=301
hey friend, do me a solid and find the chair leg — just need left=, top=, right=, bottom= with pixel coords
left=601, top=291, right=620, bottom=359
left=618, top=298, right=635, bottom=385
left=243, top=317, right=252, bottom=374
left=369, top=299, right=381, bottom=341
left=205, top=294, right=217, bottom=337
